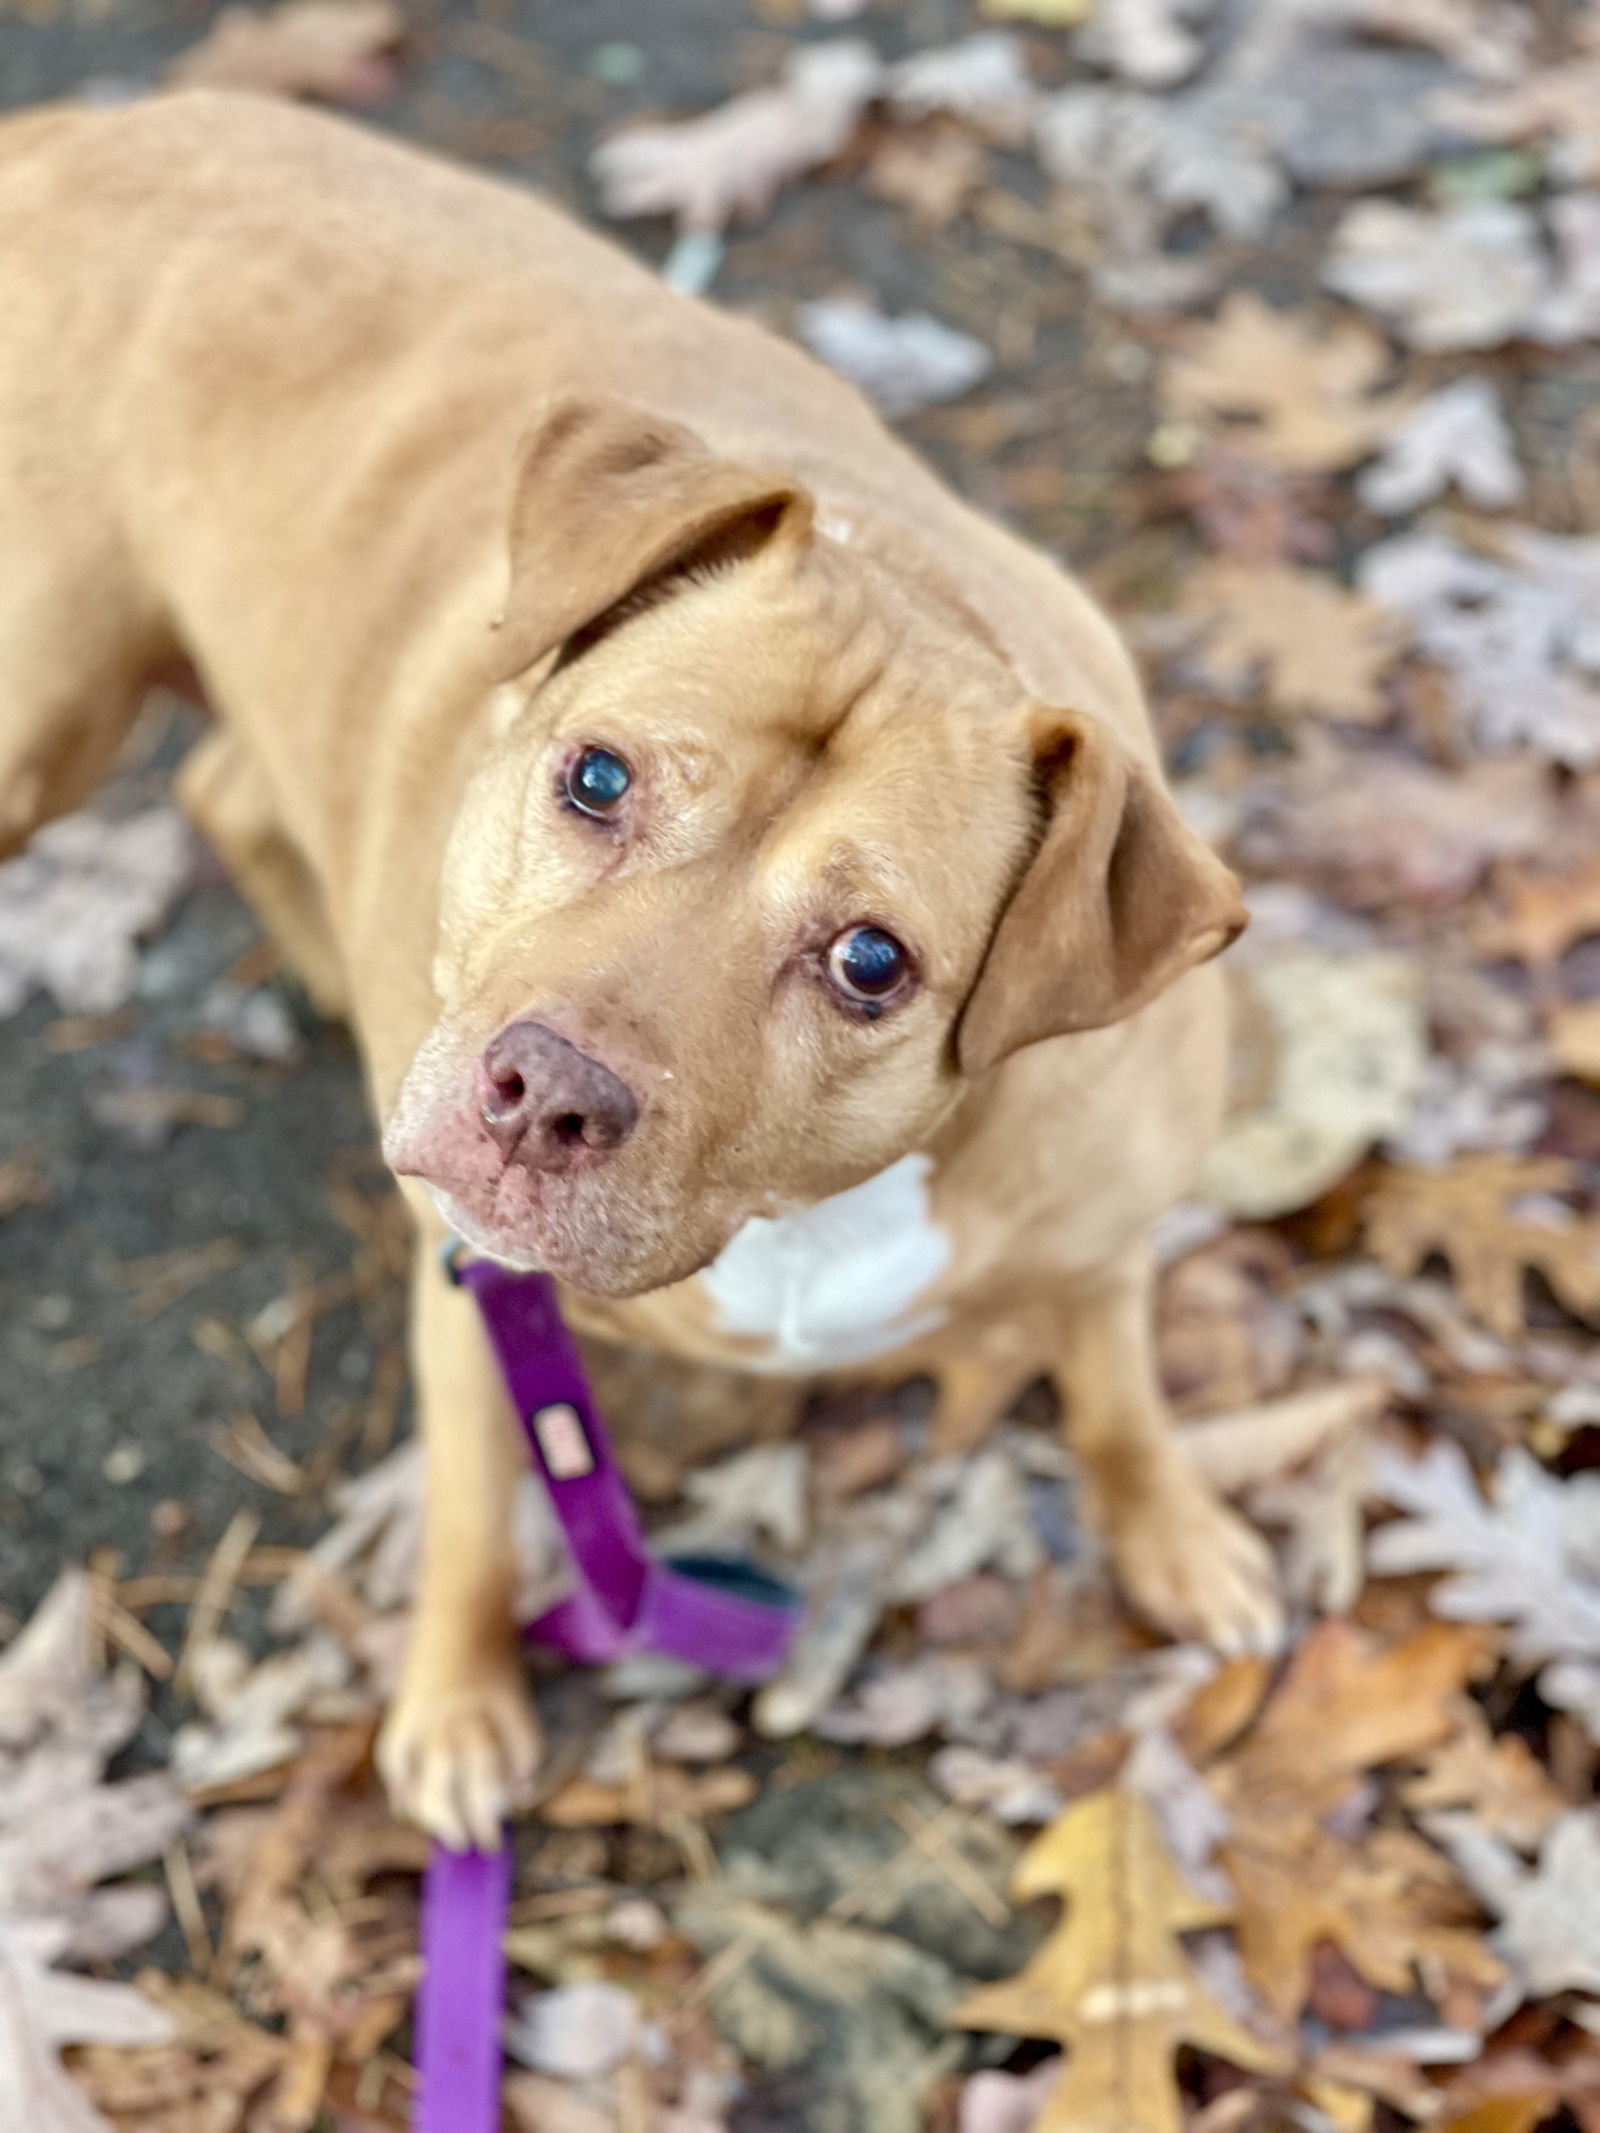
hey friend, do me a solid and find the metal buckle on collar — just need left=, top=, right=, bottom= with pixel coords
left=438, top=1235, right=470, bottom=1286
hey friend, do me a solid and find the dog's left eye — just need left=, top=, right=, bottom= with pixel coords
left=827, top=926, right=911, bottom=1009
left=565, top=746, right=631, bottom=817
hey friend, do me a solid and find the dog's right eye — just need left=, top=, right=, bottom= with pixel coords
left=565, top=746, right=632, bottom=818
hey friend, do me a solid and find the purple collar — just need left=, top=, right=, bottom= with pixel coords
left=413, top=1250, right=800, bottom=2133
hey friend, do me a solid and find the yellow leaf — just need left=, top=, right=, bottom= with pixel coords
left=981, top=0, right=1093, bottom=22
left=952, top=1789, right=1286, bottom=2133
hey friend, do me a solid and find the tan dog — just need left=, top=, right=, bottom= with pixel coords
left=0, top=90, right=1278, bottom=1850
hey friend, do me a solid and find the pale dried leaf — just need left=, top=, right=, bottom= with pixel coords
left=1360, top=528, right=1600, bottom=769
left=1357, top=378, right=1525, bottom=515
left=1371, top=1440, right=1600, bottom=1698
left=0, top=1922, right=172, bottom=2133
left=1429, top=1809, right=1600, bottom=2000
left=887, top=33, right=1038, bottom=142
left=796, top=300, right=993, bottom=419
left=0, top=809, right=193, bottom=1020
left=1322, top=199, right=1547, bottom=351
left=591, top=41, right=883, bottom=233
left=1075, top=0, right=1216, bottom=89
left=1206, top=950, right=1429, bottom=1219
left=165, top=0, right=403, bottom=103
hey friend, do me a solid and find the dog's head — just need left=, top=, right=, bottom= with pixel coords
left=383, top=393, right=1245, bottom=1294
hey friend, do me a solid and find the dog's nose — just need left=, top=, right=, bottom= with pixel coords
left=477, top=1020, right=639, bottom=1170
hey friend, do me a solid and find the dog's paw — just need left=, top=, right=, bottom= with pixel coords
left=377, top=1648, right=542, bottom=1852
left=1105, top=1461, right=1283, bottom=1658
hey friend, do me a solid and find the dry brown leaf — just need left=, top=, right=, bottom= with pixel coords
left=68, top=1973, right=287, bottom=2133
left=1551, top=1002, right=1600, bottom=1085
left=1161, top=295, right=1410, bottom=471
left=953, top=1788, right=1287, bottom=2133
left=980, top=0, right=1092, bottom=23
left=1206, top=1621, right=1501, bottom=2021
left=865, top=124, right=986, bottom=229
left=1478, top=855, right=1600, bottom=973
left=1401, top=1704, right=1566, bottom=1853
left=1365, top=1156, right=1600, bottom=1340
left=165, top=0, right=403, bottom=103
left=1179, top=560, right=1407, bottom=722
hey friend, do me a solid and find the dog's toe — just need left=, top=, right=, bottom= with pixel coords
left=378, top=1657, right=542, bottom=1853
left=1107, top=1462, right=1284, bottom=1659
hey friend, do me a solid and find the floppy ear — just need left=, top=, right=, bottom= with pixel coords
left=956, top=706, right=1247, bottom=1077
left=492, top=391, right=812, bottom=680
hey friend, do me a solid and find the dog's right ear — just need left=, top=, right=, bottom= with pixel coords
left=492, top=392, right=813, bottom=681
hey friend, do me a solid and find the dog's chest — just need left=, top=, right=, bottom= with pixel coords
left=698, top=1154, right=950, bottom=1371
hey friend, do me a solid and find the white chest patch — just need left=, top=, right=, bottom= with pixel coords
left=699, top=1153, right=950, bottom=1370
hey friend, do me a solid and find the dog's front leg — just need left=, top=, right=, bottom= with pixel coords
left=1054, top=1241, right=1283, bottom=1658
left=377, top=1207, right=542, bottom=1850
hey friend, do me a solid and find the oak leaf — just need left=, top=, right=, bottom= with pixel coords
left=952, top=1788, right=1287, bottom=2133
left=1178, top=560, right=1407, bottom=722
left=1364, top=1155, right=1600, bottom=1339
left=1370, top=1440, right=1600, bottom=1738
left=164, top=0, right=403, bottom=104
left=1205, top=1621, right=1501, bottom=2021
left=1161, top=295, right=1410, bottom=471
left=1400, top=1704, right=1565, bottom=1854
left=1477, top=855, right=1600, bottom=973
left=590, top=41, right=883, bottom=234
left=1552, top=1001, right=1600, bottom=1085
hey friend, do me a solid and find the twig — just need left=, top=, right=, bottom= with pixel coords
left=165, top=1840, right=214, bottom=1975
left=177, top=1510, right=261, bottom=1694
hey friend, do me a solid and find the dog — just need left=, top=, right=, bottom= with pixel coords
left=0, top=90, right=1278, bottom=1851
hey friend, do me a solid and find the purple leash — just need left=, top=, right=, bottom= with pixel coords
left=413, top=1250, right=800, bottom=2133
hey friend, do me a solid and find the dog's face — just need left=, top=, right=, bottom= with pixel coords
left=384, top=396, right=1244, bottom=1295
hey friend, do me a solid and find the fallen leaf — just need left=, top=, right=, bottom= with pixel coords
left=1552, top=1002, right=1600, bottom=1085
left=886, top=33, right=1038, bottom=143
left=1161, top=294, right=1409, bottom=471
left=981, top=0, right=1092, bottom=25
left=1178, top=559, right=1407, bottom=721
left=1233, top=745, right=1553, bottom=911
left=0, top=1922, right=173, bottom=2133
left=1206, top=1621, right=1501, bottom=2020
left=1356, top=377, right=1525, bottom=515
left=865, top=127, right=986, bottom=229
left=590, top=40, right=883, bottom=233
left=1322, top=199, right=1547, bottom=350
left=0, top=808, right=193, bottom=1020
left=1074, top=0, right=1216, bottom=89
left=165, top=0, right=404, bottom=103
left=1360, top=528, right=1600, bottom=770
left=953, top=1788, right=1287, bottom=2131
left=1401, top=1703, right=1566, bottom=1853
left=67, top=1973, right=288, bottom=2133
left=1364, top=1156, right=1600, bottom=1339
left=795, top=299, right=993, bottom=418
left=1434, top=56, right=1600, bottom=186
left=1206, top=949, right=1429, bottom=1219
left=1370, top=1440, right=1600, bottom=1734
left=1429, top=1808, right=1600, bottom=2001
left=1478, top=855, right=1600, bottom=973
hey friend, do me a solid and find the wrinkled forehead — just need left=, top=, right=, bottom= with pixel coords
left=755, top=692, right=1032, bottom=973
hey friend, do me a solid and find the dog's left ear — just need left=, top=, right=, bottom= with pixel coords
left=492, top=391, right=812, bottom=680
left=956, top=706, right=1247, bottom=1077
